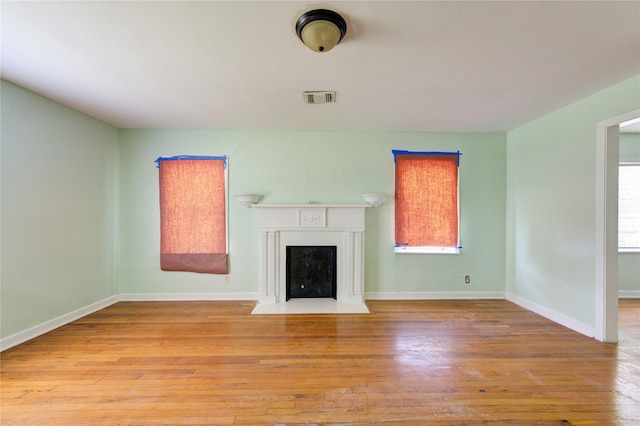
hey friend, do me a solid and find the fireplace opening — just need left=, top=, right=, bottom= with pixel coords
left=286, top=246, right=337, bottom=301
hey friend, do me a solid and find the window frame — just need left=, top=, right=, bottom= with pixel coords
left=392, top=150, right=462, bottom=255
left=155, top=155, right=230, bottom=273
left=618, top=161, right=640, bottom=253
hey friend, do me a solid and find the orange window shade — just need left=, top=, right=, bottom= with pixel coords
left=158, top=158, right=228, bottom=274
left=395, top=153, right=459, bottom=247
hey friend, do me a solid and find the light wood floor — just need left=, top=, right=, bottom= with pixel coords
left=1, top=299, right=639, bottom=425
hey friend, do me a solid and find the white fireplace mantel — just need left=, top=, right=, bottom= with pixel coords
left=252, top=204, right=369, bottom=314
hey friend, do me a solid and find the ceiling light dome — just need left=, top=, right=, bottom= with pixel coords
left=296, top=9, right=347, bottom=53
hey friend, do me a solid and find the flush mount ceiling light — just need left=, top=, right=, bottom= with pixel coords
left=296, top=9, right=347, bottom=53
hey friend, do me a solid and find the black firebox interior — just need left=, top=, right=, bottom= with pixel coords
left=286, top=246, right=337, bottom=301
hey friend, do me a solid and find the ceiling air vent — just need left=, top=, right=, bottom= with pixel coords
left=303, top=91, right=336, bottom=104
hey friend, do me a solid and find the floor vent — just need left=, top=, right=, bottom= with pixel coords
left=303, top=91, right=336, bottom=104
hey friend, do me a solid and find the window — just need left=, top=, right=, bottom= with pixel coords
left=156, top=155, right=228, bottom=274
left=619, top=162, right=640, bottom=252
left=392, top=150, right=461, bottom=254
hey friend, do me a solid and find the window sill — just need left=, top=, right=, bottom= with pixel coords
left=619, top=248, right=640, bottom=253
left=394, top=246, right=461, bottom=254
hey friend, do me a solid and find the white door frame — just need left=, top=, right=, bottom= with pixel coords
left=595, top=108, right=639, bottom=342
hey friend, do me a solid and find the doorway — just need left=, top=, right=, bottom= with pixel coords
left=595, top=109, right=640, bottom=342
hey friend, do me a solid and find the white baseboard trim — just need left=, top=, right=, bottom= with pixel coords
left=619, top=290, right=640, bottom=298
left=119, top=292, right=259, bottom=301
left=365, top=291, right=505, bottom=300
left=0, top=295, right=120, bottom=352
left=506, top=293, right=596, bottom=338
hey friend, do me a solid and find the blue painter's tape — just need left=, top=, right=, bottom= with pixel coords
left=154, top=155, right=227, bottom=168
left=391, top=150, right=461, bottom=166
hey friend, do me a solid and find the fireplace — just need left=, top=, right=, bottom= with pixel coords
left=252, top=204, right=369, bottom=314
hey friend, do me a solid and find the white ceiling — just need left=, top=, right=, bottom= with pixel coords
left=2, top=1, right=639, bottom=132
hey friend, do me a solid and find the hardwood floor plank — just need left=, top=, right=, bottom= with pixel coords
left=2, top=299, right=638, bottom=424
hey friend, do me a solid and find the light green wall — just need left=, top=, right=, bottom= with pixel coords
left=619, top=132, right=640, bottom=293
left=118, top=130, right=506, bottom=295
left=1, top=81, right=119, bottom=339
left=506, top=74, right=640, bottom=326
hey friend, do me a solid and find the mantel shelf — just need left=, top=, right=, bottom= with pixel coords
left=253, top=204, right=368, bottom=208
